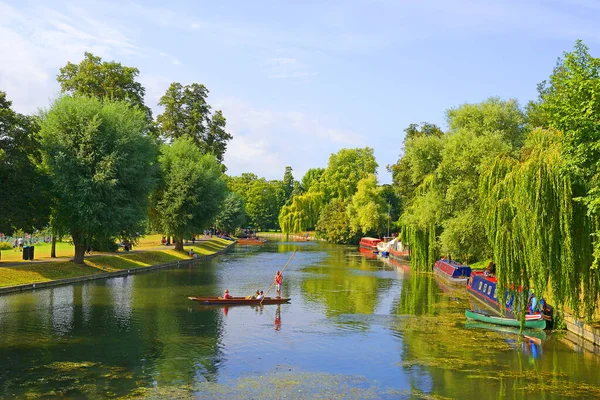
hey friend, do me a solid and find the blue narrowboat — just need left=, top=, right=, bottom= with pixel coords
left=466, top=271, right=553, bottom=328
left=433, top=259, right=472, bottom=286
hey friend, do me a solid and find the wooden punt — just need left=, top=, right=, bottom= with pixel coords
left=188, top=296, right=290, bottom=305
left=465, top=309, right=546, bottom=330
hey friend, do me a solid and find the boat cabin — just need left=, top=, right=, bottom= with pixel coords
left=359, top=237, right=382, bottom=250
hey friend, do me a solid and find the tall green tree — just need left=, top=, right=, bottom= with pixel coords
left=57, top=52, right=152, bottom=123
left=38, top=96, right=158, bottom=263
left=321, top=147, right=378, bottom=201
left=347, top=175, right=387, bottom=236
left=157, top=83, right=232, bottom=164
left=301, top=167, right=324, bottom=193
left=537, top=40, right=600, bottom=268
left=315, top=198, right=357, bottom=244
left=0, top=91, right=49, bottom=234
left=244, top=178, right=281, bottom=230
left=214, top=192, right=246, bottom=234
left=150, top=137, right=227, bottom=251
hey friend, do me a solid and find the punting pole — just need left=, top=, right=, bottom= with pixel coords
left=261, top=249, right=298, bottom=305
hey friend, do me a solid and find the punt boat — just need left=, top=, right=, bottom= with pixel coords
left=188, top=296, right=290, bottom=305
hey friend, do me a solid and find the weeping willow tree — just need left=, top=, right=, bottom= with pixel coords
left=480, top=128, right=599, bottom=320
left=400, top=175, right=441, bottom=271
left=278, top=192, right=323, bottom=235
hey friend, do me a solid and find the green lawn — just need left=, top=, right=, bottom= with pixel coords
left=0, top=241, right=76, bottom=262
left=0, top=238, right=232, bottom=288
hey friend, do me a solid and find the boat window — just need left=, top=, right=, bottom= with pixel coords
left=487, top=286, right=492, bottom=296
left=478, top=281, right=483, bottom=291
left=484, top=284, right=488, bottom=293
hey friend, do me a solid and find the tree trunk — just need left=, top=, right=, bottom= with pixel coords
left=71, top=231, right=86, bottom=264
left=174, top=237, right=184, bottom=251
left=73, top=242, right=86, bottom=264
left=51, top=235, right=57, bottom=258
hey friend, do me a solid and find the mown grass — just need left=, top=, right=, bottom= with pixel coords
left=0, top=238, right=232, bottom=288
left=0, top=241, right=76, bottom=262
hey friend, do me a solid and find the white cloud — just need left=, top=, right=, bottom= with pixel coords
left=190, top=22, right=201, bottom=30
left=216, top=97, right=366, bottom=180
left=0, top=2, right=140, bottom=113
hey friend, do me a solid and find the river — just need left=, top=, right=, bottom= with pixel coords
left=0, top=241, right=599, bottom=399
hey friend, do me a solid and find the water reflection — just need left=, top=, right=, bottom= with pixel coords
left=1, top=242, right=600, bottom=399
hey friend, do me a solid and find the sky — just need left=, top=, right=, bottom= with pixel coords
left=2, top=0, right=600, bottom=184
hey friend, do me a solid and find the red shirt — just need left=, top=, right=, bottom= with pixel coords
left=275, top=274, right=283, bottom=284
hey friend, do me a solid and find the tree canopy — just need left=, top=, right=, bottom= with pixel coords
left=157, top=82, right=232, bottom=164
left=0, top=91, right=49, bottom=234
left=150, top=137, right=227, bottom=250
left=57, top=52, right=152, bottom=123
left=38, top=95, right=157, bottom=263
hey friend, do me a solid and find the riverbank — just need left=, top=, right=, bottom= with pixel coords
left=0, top=237, right=234, bottom=295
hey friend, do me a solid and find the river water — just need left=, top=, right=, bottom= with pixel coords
left=1, top=241, right=599, bottom=399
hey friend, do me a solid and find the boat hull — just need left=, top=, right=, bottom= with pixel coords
left=465, top=309, right=546, bottom=330
left=433, top=259, right=471, bottom=286
left=188, top=296, right=290, bottom=305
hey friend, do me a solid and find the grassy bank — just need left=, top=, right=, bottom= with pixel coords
left=0, top=238, right=232, bottom=288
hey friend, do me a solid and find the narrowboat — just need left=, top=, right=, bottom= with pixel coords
left=359, top=237, right=382, bottom=253
left=376, top=237, right=395, bottom=257
left=388, top=238, right=410, bottom=261
left=466, top=271, right=553, bottom=328
left=433, top=259, right=471, bottom=286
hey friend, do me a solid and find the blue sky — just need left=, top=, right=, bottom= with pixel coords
left=1, top=0, right=600, bottom=183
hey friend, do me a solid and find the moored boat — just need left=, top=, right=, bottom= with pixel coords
left=466, top=270, right=553, bottom=327
left=388, top=238, right=410, bottom=261
left=465, top=309, right=546, bottom=330
left=359, top=237, right=382, bottom=253
left=188, top=296, right=290, bottom=305
left=433, top=259, right=471, bottom=286
left=237, top=237, right=267, bottom=245
left=376, top=237, right=394, bottom=257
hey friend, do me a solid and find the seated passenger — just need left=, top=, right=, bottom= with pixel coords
left=256, top=290, right=264, bottom=300
left=222, top=289, right=232, bottom=299
left=246, top=290, right=260, bottom=300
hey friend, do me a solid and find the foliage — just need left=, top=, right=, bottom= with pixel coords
left=38, top=95, right=158, bottom=263
left=0, top=91, right=50, bottom=234
left=150, top=137, right=227, bottom=250
left=480, top=128, right=598, bottom=319
left=279, top=191, right=324, bottom=234
left=321, top=147, right=378, bottom=201
left=57, top=52, right=152, bottom=123
left=347, top=175, right=386, bottom=236
left=214, top=192, right=246, bottom=234
left=157, top=82, right=232, bottom=164
left=244, top=178, right=282, bottom=230
left=446, top=97, right=526, bottom=148
left=537, top=40, right=600, bottom=271
left=315, top=199, right=357, bottom=244
left=395, top=99, right=526, bottom=269
left=301, top=167, right=324, bottom=193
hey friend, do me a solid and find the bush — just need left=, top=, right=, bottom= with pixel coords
left=0, top=242, right=12, bottom=250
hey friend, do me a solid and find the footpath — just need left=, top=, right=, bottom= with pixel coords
left=0, top=237, right=236, bottom=296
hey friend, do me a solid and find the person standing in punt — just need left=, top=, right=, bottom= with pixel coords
left=274, top=271, right=283, bottom=297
